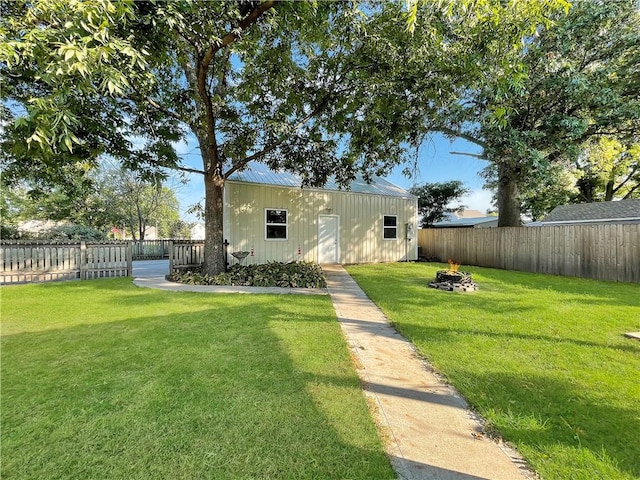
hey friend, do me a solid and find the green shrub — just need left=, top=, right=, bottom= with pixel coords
left=0, top=224, right=21, bottom=239
left=168, top=261, right=327, bottom=288
left=42, top=225, right=107, bottom=241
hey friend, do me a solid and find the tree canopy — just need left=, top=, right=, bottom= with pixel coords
left=4, top=0, right=623, bottom=272
left=452, top=0, right=640, bottom=223
left=3, top=0, right=415, bottom=273
left=357, top=0, right=639, bottom=225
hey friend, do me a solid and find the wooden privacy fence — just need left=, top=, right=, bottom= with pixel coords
left=1, top=240, right=132, bottom=284
left=418, top=224, right=640, bottom=283
left=169, top=241, right=205, bottom=273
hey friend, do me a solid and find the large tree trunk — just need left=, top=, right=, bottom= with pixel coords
left=496, top=162, right=522, bottom=227
left=203, top=171, right=226, bottom=275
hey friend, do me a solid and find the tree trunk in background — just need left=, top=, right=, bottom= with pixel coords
left=497, top=162, right=522, bottom=227
left=605, top=180, right=615, bottom=201
left=576, top=177, right=597, bottom=202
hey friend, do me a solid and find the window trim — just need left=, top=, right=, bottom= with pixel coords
left=383, top=214, right=398, bottom=240
left=265, top=208, right=288, bottom=241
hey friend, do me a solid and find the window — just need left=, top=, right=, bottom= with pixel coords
left=266, top=209, right=288, bottom=240
left=383, top=215, right=397, bottom=239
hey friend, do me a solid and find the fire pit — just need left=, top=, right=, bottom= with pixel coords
left=429, top=260, right=479, bottom=292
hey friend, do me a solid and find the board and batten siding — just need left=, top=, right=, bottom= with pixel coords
left=224, top=181, right=418, bottom=264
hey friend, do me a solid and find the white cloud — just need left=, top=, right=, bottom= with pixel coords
left=459, top=189, right=495, bottom=214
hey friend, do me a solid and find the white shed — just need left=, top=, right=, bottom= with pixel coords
left=223, top=165, right=418, bottom=265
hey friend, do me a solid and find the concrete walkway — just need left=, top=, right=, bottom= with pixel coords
left=323, top=264, right=533, bottom=480
left=133, top=261, right=533, bottom=479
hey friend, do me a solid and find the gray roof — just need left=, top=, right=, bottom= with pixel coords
left=431, top=216, right=499, bottom=227
left=542, top=200, right=640, bottom=223
left=227, top=163, right=414, bottom=199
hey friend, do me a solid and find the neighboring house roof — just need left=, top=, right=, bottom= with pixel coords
left=455, top=209, right=486, bottom=218
left=17, top=220, right=67, bottom=233
left=431, top=216, right=499, bottom=228
left=541, top=199, right=640, bottom=224
left=227, top=163, right=415, bottom=199
left=439, top=209, right=487, bottom=223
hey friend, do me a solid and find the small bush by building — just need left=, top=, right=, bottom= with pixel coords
left=168, top=261, right=327, bottom=288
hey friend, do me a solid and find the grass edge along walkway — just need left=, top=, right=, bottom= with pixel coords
left=324, top=264, right=534, bottom=480
left=346, top=262, right=640, bottom=480
left=1, top=277, right=395, bottom=480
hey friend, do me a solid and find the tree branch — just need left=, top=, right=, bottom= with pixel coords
left=201, top=0, right=278, bottom=71
left=622, top=182, right=640, bottom=199
left=135, top=91, right=186, bottom=125
left=450, top=151, right=487, bottom=159
left=174, top=165, right=206, bottom=176
left=224, top=97, right=331, bottom=179
left=435, top=127, right=487, bottom=148
left=612, top=163, right=639, bottom=194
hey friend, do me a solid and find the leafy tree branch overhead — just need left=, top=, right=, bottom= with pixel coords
left=363, top=0, right=639, bottom=225
left=2, top=0, right=411, bottom=274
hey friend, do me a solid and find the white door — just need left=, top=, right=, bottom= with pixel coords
left=318, top=215, right=339, bottom=264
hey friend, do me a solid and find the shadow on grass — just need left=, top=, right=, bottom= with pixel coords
left=1, top=294, right=394, bottom=480
left=393, top=322, right=640, bottom=355
left=463, top=371, right=640, bottom=479
left=345, top=264, right=640, bottom=478
left=371, top=312, right=639, bottom=478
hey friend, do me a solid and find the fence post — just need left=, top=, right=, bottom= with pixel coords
left=80, top=241, right=87, bottom=280
left=127, top=241, right=133, bottom=277
left=168, top=241, right=174, bottom=274
left=223, top=239, right=229, bottom=271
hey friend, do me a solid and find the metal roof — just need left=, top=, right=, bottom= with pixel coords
left=227, top=163, right=415, bottom=199
left=542, top=199, right=640, bottom=223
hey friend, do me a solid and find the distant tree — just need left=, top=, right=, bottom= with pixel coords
left=513, top=137, right=640, bottom=219
left=0, top=163, right=182, bottom=240
left=574, top=138, right=640, bottom=203
left=97, top=166, right=181, bottom=241
left=0, top=180, right=97, bottom=225
left=409, top=181, right=469, bottom=227
left=165, top=220, right=193, bottom=239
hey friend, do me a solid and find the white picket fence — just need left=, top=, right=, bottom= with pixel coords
left=1, top=241, right=132, bottom=284
left=169, top=241, right=205, bottom=273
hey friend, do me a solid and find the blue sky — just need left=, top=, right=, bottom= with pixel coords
left=172, top=133, right=494, bottom=222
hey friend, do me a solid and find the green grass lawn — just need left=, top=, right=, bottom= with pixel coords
left=346, top=262, right=640, bottom=480
left=1, top=278, right=394, bottom=480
